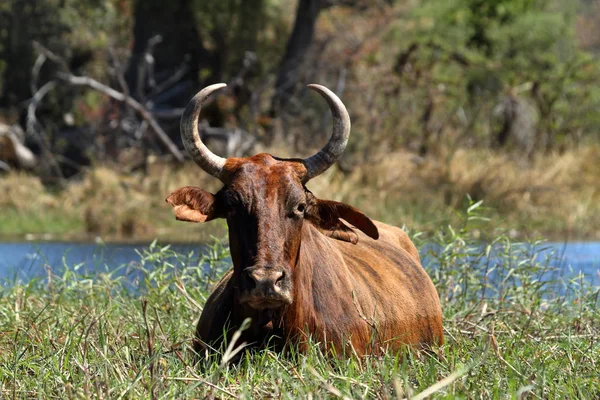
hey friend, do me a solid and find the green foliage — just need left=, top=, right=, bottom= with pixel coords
left=0, top=0, right=131, bottom=135
left=1, top=211, right=598, bottom=398
left=58, top=0, right=132, bottom=57
left=387, top=0, right=600, bottom=151
left=0, top=0, right=598, bottom=152
left=191, top=0, right=288, bottom=78
left=0, top=208, right=83, bottom=236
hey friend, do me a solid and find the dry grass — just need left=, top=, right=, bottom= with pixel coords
left=0, top=173, right=57, bottom=211
left=0, top=145, right=598, bottom=241
left=310, top=144, right=600, bottom=239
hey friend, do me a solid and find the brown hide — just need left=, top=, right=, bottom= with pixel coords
left=194, top=218, right=443, bottom=356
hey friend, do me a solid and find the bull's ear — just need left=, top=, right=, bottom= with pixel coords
left=306, top=196, right=379, bottom=244
left=165, top=186, right=221, bottom=223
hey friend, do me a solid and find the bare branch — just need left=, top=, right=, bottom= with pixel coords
left=30, top=53, right=47, bottom=95
left=149, top=108, right=185, bottom=119
left=147, top=62, right=189, bottom=101
left=33, top=42, right=185, bottom=163
left=33, top=42, right=70, bottom=72
left=108, top=46, right=131, bottom=98
left=56, top=72, right=185, bottom=162
left=27, top=80, right=65, bottom=181
left=137, top=34, right=163, bottom=102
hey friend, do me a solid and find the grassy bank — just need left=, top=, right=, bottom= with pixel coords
left=1, top=209, right=599, bottom=398
left=1, top=144, right=599, bottom=242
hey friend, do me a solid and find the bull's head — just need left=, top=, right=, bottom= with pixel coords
left=167, top=84, right=378, bottom=311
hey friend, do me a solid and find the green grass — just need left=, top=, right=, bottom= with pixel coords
left=1, top=206, right=599, bottom=398
left=0, top=207, right=83, bottom=238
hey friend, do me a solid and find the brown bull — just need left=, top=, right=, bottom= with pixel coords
left=166, top=83, right=443, bottom=357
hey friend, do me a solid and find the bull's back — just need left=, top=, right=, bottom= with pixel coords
left=337, top=221, right=443, bottom=347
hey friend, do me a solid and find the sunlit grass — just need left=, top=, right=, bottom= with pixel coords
left=0, top=208, right=83, bottom=237
left=1, top=204, right=598, bottom=398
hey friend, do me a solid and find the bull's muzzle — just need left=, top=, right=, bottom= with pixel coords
left=240, top=267, right=293, bottom=309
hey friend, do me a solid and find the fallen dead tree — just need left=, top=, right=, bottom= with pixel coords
left=25, top=42, right=258, bottom=181
left=32, top=42, right=185, bottom=163
left=0, top=123, right=37, bottom=171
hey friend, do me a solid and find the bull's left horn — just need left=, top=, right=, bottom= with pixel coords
left=181, top=83, right=227, bottom=181
left=302, top=84, right=351, bottom=182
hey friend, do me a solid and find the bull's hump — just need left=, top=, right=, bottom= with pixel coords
left=248, top=153, right=278, bottom=167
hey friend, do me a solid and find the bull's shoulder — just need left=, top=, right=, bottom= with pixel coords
left=371, top=221, right=421, bottom=264
left=195, top=269, right=234, bottom=351
left=201, top=269, right=234, bottom=317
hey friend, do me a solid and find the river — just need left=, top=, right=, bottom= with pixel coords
left=0, top=240, right=598, bottom=285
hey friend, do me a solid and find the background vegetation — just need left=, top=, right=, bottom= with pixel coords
left=0, top=0, right=599, bottom=241
left=1, top=3, right=598, bottom=397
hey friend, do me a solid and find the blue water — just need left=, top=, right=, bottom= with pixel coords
left=0, top=241, right=207, bottom=283
left=0, top=240, right=598, bottom=285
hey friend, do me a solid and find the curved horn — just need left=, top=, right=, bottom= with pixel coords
left=181, top=83, right=228, bottom=180
left=303, top=84, right=351, bottom=181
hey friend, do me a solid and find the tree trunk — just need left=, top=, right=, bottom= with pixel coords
left=0, top=0, right=67, bottom=109
left=270, top=0, right=327, bottom=115
left=125, top=0, right=216, bottom=106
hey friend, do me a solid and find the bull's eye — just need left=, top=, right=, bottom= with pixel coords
left=295, top=203, right=306, bottom=217
left=290, top=203, right=306, bottom=218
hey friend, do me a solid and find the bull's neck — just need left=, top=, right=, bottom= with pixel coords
left=284, top=223, right=346, bottom=337
left=225, top=223, right=347, bottom=345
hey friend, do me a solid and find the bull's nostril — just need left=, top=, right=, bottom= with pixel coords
left=275, top=271, right=285, bottom=287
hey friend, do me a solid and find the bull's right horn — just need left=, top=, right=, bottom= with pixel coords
left=180, top=83, right=228, bottom=181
